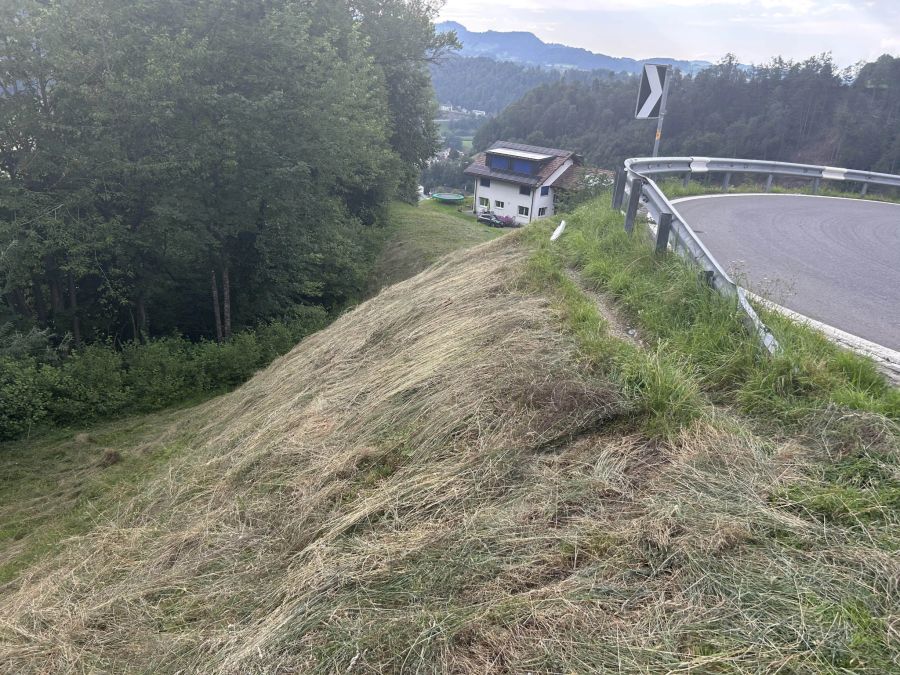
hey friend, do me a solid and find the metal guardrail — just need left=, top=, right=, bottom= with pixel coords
left=623, top=156, right=900, bottom=195
left=613, top=156, right=900, bottom=356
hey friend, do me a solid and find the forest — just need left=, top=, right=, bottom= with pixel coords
left=0, top=0, right=454, bottom=438
left=474, top=54, right=900, bottom=173
left=429, top=55, right=597, bottom=113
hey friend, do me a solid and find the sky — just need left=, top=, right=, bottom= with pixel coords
left=438, top=0, right=900, bottom=66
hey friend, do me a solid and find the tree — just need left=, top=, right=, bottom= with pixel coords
left=1, top=0, right=444, bottom=347
left=350, top=0, right=460, bottom=200
left=471, top=54, right=900, bottom=175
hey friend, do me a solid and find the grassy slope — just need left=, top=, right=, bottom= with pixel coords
left=370, top=200, right=500, bottom=291
left=0, top=405, right=203, bottom=585
left=1, top=197, right=898, bottom=673
left=0, top=199, right=499, bottom=594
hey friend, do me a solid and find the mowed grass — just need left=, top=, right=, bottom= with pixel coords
left=369, top=199, right=501, bottom=290
left=1, top=197, right=899, bottom=673
left=0, top=199, right=499, bottom=593
left=0, top=405, right=203, bottom=585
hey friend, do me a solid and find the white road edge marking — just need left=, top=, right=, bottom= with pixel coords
left=747, top=292, right=900, bottom=386
left=550, top=220, right=567, bottom=241
left=670, top=193, right=900, bottom=207
left=629, top=193, right=898, bottom=384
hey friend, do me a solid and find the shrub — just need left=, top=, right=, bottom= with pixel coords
left=0, top=307, right=331, bottom=442
left=48, top=345, right=128, bottom=423
left=0, top=358, right=53, bottom=440
left=196, top=333, right=263, bottom=389
left=255, top=321, right=297, bottom=363
left=122, top=338, right=195, bottom=410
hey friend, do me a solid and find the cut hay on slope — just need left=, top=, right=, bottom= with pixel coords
left=1, top=236, right=898, bottom=673
left=0, top=237, right=624, bottom=672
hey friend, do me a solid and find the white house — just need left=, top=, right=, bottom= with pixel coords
left=464, top=142, right=581, bottom=225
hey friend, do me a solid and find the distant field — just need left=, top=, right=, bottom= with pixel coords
left=370, top=199, right=501, bottom=290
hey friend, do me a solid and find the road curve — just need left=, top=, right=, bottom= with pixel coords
left=672, top=194, right=900, bottom=350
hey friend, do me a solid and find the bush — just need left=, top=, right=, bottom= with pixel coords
left=0, top=358, right=54, bottom=440
left=48, top=346, right=128, bottom=422
left=196, top=333, right=263, bottom=389
left=255, top=322, right=297, bottom=363
left=0, top=324, right=61, bottom=362
left=0, top=307, right=331, bottom=442
left=285, top=304, right=330, bottom=336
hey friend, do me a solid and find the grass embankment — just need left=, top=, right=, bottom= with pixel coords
left=0, top=408, right=201, bottom=586
left=0, top=198, right=503, bottom=602
left=370, top=199, right=500, bottom=290
left=1, top=197, right=898, bottom=672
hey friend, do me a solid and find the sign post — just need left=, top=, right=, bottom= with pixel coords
left=635, top=64, right=672, bottom=157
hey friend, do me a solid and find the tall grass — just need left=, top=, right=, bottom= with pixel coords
left=522, top=198, right=899, bottom=435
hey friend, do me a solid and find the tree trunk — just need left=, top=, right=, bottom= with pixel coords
left=68, top=272, right=81, bottom=347
left=136, top=294, right=149, bottom=343
left=32, top=278, right=48, bottom=324
left=211, top=269, right=223, bottom=344
left=6, top=288, right=29, bottom=317
left=129, top=310, right=138, bottom=345
left=50, top=279, right=63, bottom=315
left=221, top=263, right=232, bottom=340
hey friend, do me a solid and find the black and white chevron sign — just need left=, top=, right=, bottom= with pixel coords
left=635, top=64, right=668, bottom=119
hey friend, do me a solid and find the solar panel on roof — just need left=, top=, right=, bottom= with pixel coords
left=488, top=148, right=554, bottom=162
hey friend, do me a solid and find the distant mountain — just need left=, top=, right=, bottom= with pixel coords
left=437, top=22, right=710, bottom=75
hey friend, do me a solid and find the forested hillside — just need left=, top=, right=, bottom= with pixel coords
left=475, top=54, right=900, bottom=173
left=430, top=55, right=618, bottom=113
left=0, top=0, right=454, bottom=346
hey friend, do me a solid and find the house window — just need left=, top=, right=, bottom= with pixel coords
left=538, top=207, right=547, bottom=217
left=518, top=206, right=530, bottom=217
left=540, top=186, right=550, bottom=197
left=495, top=200, right=504, bottom=209
left=519, top=186, right=531, bottom=196
left=479, top=197, right=490, bottom=208
left=480, top=178, right=491, bottom=188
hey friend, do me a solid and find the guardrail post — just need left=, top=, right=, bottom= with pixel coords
left=812, top=177, right=821, bottom=195
left=765, top=174, right=774, bottom=193
left=623, top=177, right=643, bottom=235
left=682, top=173, right=690, bottom=188
left=611, top=169, right=627, bottom=209
left=655, top=212, right=673, bottom=255
left=860, top=182, right=869, bottom=196
left=722, top=172, right=731, bottom=190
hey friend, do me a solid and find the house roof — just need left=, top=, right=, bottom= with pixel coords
left=464, top=141, right=581, bottom=188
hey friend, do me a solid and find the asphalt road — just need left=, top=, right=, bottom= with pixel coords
left=672, top=194, right=900, bottom=350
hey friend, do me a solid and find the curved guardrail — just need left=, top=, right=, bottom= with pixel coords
left=624, top=156, right=900, bottom=195
left=613, top=157, right=900, bottom=356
